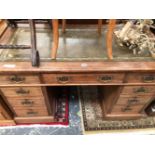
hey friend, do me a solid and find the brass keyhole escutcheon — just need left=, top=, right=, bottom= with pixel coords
left=143, top=75, right=155, bottom=83
left=128, top=98, right=138, bottom=105
left=98, top=75, right=113, bottom=83
left=9, top=75, right=25, bottom=83
left=134, top=87, right=147, bottom=93
left=27, top=111, right=38, bottom=115
left=16, top=88, right=30, bottom=95
left=57, top=76, right=70, bottom=84
left=21, top=99, right=34, bottom=105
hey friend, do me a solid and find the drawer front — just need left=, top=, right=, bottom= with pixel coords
left=0, top=87, right=44, bottom=97
left=6, top=97, right=47, bottom=108
left=115, top=95, right=153, bottom=106
left=13, top=108, right=48, bottom=117
left=42, top=73, right=125, bottom=84
left=0, top=75, right=40, bottom=85
left=126, top=73, right=155, bottom=83
left=121, top=86, right=155, bottom=95
left=111, top=104, right=145, bottom=114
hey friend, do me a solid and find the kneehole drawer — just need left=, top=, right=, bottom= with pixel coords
left=42, top=73, right=125, bottom=84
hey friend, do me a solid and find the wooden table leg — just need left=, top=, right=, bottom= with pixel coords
left=62, top=19, right=66, bottom=33
left=51, top=19, right=59, bottom=59
left=106, top=19, right=116, bottom=59
left=98, top=19, right=102, bottom=35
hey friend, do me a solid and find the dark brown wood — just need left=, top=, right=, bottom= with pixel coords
left=29, top=19, right=40, bottom=66
left=98, top=19, right=102, bottom=35
left=42, top=73, right=125, bottom=85
left=62, top=19, right=66, bottom=33
left=29, top=20, right=37, bottom=50
left=62, top=19, right=103, bottom=35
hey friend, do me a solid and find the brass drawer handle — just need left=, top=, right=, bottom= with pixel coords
left=121, top=107, right=132, bottom=112
left=128, top=98, right=139, bottom=105
left=27, top=111, right=38, bottom=115
left=21, top=99, right=34, bottom=105
left=97, top=75, right=113, bottom=83
left=16, top=88, right=30, bottom=95
left=57, top=76, right=70, bottom=84
left=9, top=75, right=25, bottom=83
left=142, top=75, right=155, bottom=83
left=133, top=87, right=148, bottom=93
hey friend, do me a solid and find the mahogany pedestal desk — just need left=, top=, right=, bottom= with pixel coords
left=0, top=20, right=155, bottom=126
left=0, top=61, right=155, bottom=125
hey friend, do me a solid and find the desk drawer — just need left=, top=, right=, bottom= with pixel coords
left=111, top=104, right=145, bottom=114
left=6, top=97, right=47, bottom=108
left=0, top=87, right=44, bottom=97
left=13, top=107, right=48, bottom=117
left=0, top=74, right=40, bottom=85
left=42, top=73, right=125, bottom=84
left=121, top=86, right=155, bottom=95
left=126, top=73, right=155, bottom=83
left=115, top=95, right=153, bottom=106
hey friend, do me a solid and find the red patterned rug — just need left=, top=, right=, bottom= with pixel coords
left=1, top=87, right=69, bottom=127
